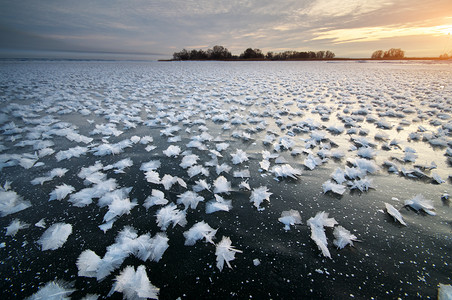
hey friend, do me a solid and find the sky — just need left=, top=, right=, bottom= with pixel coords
left=0, top=0, right=451, bottom=59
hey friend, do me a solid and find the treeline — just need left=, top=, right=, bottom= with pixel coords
left=172, top=45, right=336, bottom=61
left=371, top=48, right=405, bottom=59
left=266, top=50, right=335, bottom=60
left=173, top=45, right=233, bottom=60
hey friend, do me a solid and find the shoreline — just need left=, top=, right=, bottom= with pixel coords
left=159, top=57, right=452, bottom=62
left=1, top=57, right=449, bottom=63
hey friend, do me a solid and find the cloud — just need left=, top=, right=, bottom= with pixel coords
left=0, top=0, right=451, bottom=58
left=303, top=0, right=393, bottom=18
left=0, top=26, right=76, bottom=51
left=312, top=21, right=452, bottom=44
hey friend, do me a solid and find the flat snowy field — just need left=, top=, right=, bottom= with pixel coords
left=0, top=60, right=451, bottom=299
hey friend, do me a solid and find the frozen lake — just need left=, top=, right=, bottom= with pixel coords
left=0, top=60, right=451, bottom=299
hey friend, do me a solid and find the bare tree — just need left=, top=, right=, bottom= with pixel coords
left=371, top=50, right=384, bottom=59
left=383, top=48, right=405, bottom=59
left=173, top=49, right=189, bottom=60
left=240, top=48, right=264, bottom=59
left=209, top=45, right=232, bottom=60
left=324, top=50, right=335, bottom=59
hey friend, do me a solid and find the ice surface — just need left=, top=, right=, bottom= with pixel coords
left=322, top=180, right=346, bottom=195
left=180, top=154, right=199, bottom=169
left=143, top=189, right=168, bottom=209
left=77, top=250, right=102, bottom=277
left=213, top=176, right=231, bottom=194
left=385, top=203, right=407, bottom=226
left=91, top=123, right=123, bottom=137
left=183, top=221, right=217, bottom=245
left=109, top=265, right=159, bottom=300
left=103, top=158, right=133, bottom=173
left=304, top=154, right=322, bottom=170
left=49, top=184, right=75, bottom=201
left=348, top=178, right=373, bottom=192
left=215, top=236, right=242, bottom=271
left=357, top=147, right=377, bottom=159
left=78, top=162, right=104, bottom=179
left=432, top=173, right=445, bottom=184
left=238, top=180, right=251, bottom=191
left=55, top=146, right=89, bottom=161
left=231, top=149, right=249, bottom=164
left=49, top=167, right=69, bottom=178
left=83, top=171, right=107, bottom=185
left=102, top=195, right=137, bottom=224
left=259, top=159, right=271, bottom=171
left=278, top=209, right=302, bottom=230
left=69, top=178, right=117, bottom=207
left=0, top=183, right=31, bottom=216
left=216, top=142, right=229, bottom=152
left=250, top=186, right=272, bottom=210
left=80, top=293, right=99, bottom=300
left=160, top=174, right=177, bottom=190
left=193, top=179, right=211, bottom=192
left=26, top=280, right=75, bottom=300
left=404, top=194, right=436, bottom=215
left=31, top=167, right=69, bottom=185
left=35, top=218, right=46, bottom=228
left=333, top=226, right=358, bottom=249
left=438, top=283, right=452, bottom=300
left=347, top=158, right=379, bottom=174
left=5, top=219, right=30, bottom=236
left=233, top=169, right=251, bottom=178
left=330, top=168, right=346, bottom=184
left=163, top=144, right=181, bottom=157
left=156, top=203, right=187, bottom=231
left=177, top=190, right=204, bottom=211
left=206, top=194, right=232, bottom=214
left=98, top=187, right=132, bottom=208
left=140, top=160, right=161, bottom=172
left=38, top=222, right=73, bottom=251
left=216, top=163, right=232, bottom=175
left=79, top=227, right=169, bottom=281
left=144, top=170, right=161, bottom=184
left=2, top=61, right=451, bottom=299
left=146, top=233, right=169, bottom=262
left=92, top=140, right=133, bottom=156
left=271, top=164, right=302, bottom=179
left=187, top=165, right=209, bottom=178
left=307, top=212, right=338, bottom=258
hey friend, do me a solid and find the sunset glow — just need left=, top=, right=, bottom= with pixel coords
left=313, top=24, right=452, bottom=44
left=0, top=0, right=451, bottom=58
left=434, top=25, right=452, bottom=36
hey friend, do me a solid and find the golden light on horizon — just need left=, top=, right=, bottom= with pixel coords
left=312, top=23, right=452, bottom=44
left=429, top=25, right=451, bottom=36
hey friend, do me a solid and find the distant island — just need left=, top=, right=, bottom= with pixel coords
left=163, top=45, right=451, bottom=61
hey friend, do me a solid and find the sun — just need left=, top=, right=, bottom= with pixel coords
left=435, top=25, right=452, bottom=35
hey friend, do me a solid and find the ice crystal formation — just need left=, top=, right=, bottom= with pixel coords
left=0, top=61, right=450, bottom=299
